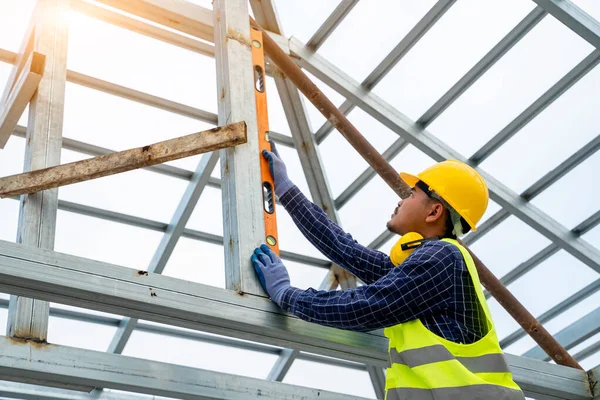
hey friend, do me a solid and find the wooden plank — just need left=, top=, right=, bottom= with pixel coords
left=0, top=121, right=246, bottom=198
left=0, top=52, right=45, bottom=148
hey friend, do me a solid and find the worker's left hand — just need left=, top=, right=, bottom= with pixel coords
left=251, top=244, right=291, bottom=305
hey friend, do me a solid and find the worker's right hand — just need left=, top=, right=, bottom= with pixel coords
left=262, top=141, right=294, bottom=198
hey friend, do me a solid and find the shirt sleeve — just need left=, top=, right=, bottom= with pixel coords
left=278, top=241, right=458, bottom=332
left=279, top=185, right=394, bottom=284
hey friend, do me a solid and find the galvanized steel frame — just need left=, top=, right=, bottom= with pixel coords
left=0, top=0, right=598, bottom=398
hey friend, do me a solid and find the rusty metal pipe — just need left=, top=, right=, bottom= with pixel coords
left=250, top=18, right=583, bottom=370
left=249, top=20, right=410, bottom=200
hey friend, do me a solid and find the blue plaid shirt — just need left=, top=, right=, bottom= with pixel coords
left=279, top=186, right=487, bottom=344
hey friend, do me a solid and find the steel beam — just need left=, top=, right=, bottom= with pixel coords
left=215, top=0, right=268, bottom=295
left=500, top=278, right=600, bottom=348
left=484, top=205, right=600, bottom=299
left=532, top=0, right=600, bottom=50
left=470, top=50, right=600, bottom=164
left=523, top=307, right=600, bottom=361
left=0, top=52, right=45, bottom=148
left=418, top=6, right=547, bottom=127
left=70, top=0, right=214, bottom=57
left=0, top=298, right=372, bottom=373
left=366, top=366, right=386, bottom=400
left=314, top=0, right=456, bottom=144
left=2, top=47, right=294, bottom=148
left=0, top=238, right=390, bottom=366
left=95, top=0, right=214, bottom=42
left=465, top=132, right=600, bottom=246
left=107, top=151, right=220, bottom=354
left=93, top=0, right=291, bottom=54
left=289, top=37, right=600, bottom=275
left=335, top=137, right=409, bottom=209
left=0, top=381, right=171, bottom=400
left=573, top=341, right=600, bottom=362
left=0, top=240, right=594, bottom=398
left=306, top=0, right=360, bottom=51
left=8, top=0, right=69, bottom=342
left=267, top=349, right=298, bottom=381
left=0, top=336, right=371, bottom=400
left=68, top=70, right=218, bottom=124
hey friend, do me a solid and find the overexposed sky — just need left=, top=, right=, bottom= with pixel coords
left=0, top=0, right=599, bottom=397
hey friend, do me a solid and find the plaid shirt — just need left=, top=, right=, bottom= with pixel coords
left=279, top=186, right=487, bottom=344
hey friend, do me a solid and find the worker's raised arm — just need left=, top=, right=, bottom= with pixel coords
left=263, top=144, right=394, bottom=284
left=278, top=241, right=457, bottom=332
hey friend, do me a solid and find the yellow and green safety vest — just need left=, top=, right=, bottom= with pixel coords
left=384, top=239, right=524, bottom=400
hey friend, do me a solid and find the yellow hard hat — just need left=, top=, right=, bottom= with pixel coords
left=399, top=160, right=489, bottom=231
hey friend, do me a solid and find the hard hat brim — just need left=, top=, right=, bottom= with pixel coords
left=399, top=172, right=419, bottom=188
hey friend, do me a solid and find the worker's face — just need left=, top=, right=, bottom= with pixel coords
left=386, top=186, right=433, bottom=235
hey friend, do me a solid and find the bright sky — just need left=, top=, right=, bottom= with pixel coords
left=0, top=0, right=599, bottom=398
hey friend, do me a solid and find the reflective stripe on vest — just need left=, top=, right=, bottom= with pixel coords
left=389, top=344, right=511, bottom=373
left=386, top=385, right=525, bottom=400
left=384, top=239, right=524, bottom=400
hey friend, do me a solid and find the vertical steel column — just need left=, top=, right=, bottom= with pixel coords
left=214, top=0, right=265, bottom=295
left=7, top=0, right=69, bottom=341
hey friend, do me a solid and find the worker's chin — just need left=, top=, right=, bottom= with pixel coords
left=386, top=220, right=402, bottom=235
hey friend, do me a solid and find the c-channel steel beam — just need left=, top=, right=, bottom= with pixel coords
left=417, top=6, right=547, bottom=128
left=0, top=337, right=371, bottom=400
left=464, top=132, right=600, bottom=247
left=335, top=137, right=409, bottom=209
left=3, top=47, right=295, bottom=148
left=214, top=0, right=269, bottom=295
left=573, top=341, right=600, bottom=362
left=532, top=0, right=600, bottom=51
left=314, top=0, right=456, bottom=144
left=487, top=207, right=600, bottom=296
left=106, top=152, right=220, bottom=354
left=0, top=298, right=370, bottom=373
left=70, top=0, right=215, bottom=57
left=337, top=8, right=595, bottom=212
left=470, top=50, right=600, bottom=165
left=500, top=278, right=600, bottom=348
left=8, top=0, right=69, bottom=342
left=366, top=366, right=386, bottom=400
left=6, top=195, right=331, bottom=269
left=523, top=307, right=600, bottom=361
left=306, top=0, right=360, bottom=51
left=0, top=240, right=593, bottom=399
left=289, top=38, right=600, bottom=275
left=267, top=348, right=299, bottom=381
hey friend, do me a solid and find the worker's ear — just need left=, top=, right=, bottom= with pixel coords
left=424, top=202, right=444, bottom=224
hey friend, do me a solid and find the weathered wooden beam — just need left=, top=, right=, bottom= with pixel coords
left=0, top=121, right=246, bottom=198
left=0, top=51, right=45, bottom=148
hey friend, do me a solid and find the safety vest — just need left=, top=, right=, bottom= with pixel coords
left=384, top=239, right=524, bottom=400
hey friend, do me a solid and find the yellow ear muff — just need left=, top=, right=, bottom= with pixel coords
left=389, top=232, right=424, bottom=266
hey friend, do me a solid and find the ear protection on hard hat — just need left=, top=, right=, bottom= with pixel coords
left=389, top=232, right=441, bottom=266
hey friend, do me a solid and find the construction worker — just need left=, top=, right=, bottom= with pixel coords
left=251, top=144, right=524, bottom=400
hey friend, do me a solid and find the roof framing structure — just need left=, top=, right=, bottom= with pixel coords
left=0, top=0, right=598, bottom=399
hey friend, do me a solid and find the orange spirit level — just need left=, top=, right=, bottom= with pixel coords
left=251, top=27, right=279, bottom=256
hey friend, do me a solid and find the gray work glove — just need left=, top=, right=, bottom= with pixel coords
left=262, top=141, right=294, bottom=198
